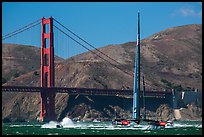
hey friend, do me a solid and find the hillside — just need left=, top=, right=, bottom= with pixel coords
left=2, top=24, right=202, bottom=122
left=2, top=44, right=64, bottom=85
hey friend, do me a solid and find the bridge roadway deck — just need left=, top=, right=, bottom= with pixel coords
left=2, top=86, right=172, bottom=97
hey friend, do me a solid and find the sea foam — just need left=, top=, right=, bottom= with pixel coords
left=60, top=117, right=74, bottom=128
left=41, top=117, right=75, bottom=128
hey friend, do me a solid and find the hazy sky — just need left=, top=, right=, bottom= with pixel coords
left=2, top=2, right=202, bottom=59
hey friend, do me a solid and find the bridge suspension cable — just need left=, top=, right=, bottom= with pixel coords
left=54, top=25, right=133, bottom=77
left=53, top=19, right=162, bottom=90
left=53, top=18, right=124, bottom=66
left=2, top=18, right=41, bottom=40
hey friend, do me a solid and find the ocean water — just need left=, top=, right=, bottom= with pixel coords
left=2, top=118, right=202, bottom=135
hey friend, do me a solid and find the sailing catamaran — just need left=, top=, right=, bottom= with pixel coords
left=112, top=11, right=142, bottom=127
left=112, top=12, right=173, bottom=129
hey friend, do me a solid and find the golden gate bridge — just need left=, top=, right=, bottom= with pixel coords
left=2, top=16, right=174, bottom=122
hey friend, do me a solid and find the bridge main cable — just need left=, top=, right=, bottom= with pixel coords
left=54, top=25, right=133, bottom=77
left=2, top=18, right=41, bottom=40
left=2, top=20, right=41, bottom=41
left=52, top=19, right=165, bottom=90
left=53, top=18, right=126, bottom=67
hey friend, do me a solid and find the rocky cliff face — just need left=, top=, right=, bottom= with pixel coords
left=2, top=24, right=202, bottom=122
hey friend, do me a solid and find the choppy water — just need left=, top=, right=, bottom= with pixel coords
left=2, top=118, right=202, bottom=135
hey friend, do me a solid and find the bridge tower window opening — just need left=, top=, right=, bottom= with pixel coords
left=45, top=38, right=50, bottom=48
left=45, top=54, right=49, bottom=66
left=45, top=72, right=48, bottom=87
left=45, top=23, right=50, bottom=34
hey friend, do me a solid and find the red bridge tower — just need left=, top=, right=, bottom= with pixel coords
left=39, top=17, right=55, bottom=121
